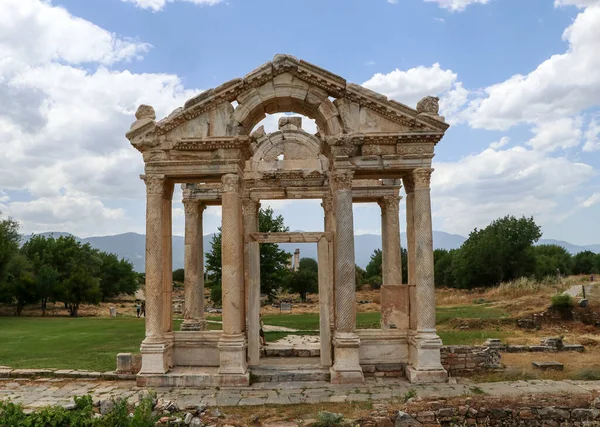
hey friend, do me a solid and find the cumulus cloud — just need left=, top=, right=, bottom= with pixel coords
left=424, top=0, right=490, bottom=12
left=489, top=136, right=510, bottom=150
left=526, top=118, right=583, bottom=152
left=432, top=145, right=595, bottom=234
left=582, top=193, right=600, bottom=207
left=362, top=63, right=468, bottom=121
left=122, top=0, right=223, bottom=12
left=555, top=0, right=600, bottom=8
left=582, top=118, right=600, bottom=152
left=465, top=4, right=600, bottom=131
left=0, top=0, right=198, bottom=236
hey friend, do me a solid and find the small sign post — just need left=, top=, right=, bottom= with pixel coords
left=280, top=302, right=292, bottom=313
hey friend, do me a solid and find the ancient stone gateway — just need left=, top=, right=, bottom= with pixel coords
left=126, top=54, right=450, bottom=387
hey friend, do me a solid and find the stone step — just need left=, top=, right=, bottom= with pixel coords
left=250, top=365, right=330, bottom=383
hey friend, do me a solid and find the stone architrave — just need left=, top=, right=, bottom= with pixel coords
left=404, top=168, right=447, bottom=383
left=217, top=174, right=249, bottom=385
left=243, top=198, right=261, bottom=366
left=139, top=174, right=172, bottom=375
left=181, top=199, right=207, bottom=331
left=330, top=170, right=364, bottom=384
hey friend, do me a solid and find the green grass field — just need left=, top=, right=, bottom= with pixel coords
left=0, top=304, right=508, bottom=372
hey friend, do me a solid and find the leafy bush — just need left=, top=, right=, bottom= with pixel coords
left=314, top=411, right=344, bottom=427
left=551, top=294, right=573, bottom=309
left=0, top=394, right=157, bottom=426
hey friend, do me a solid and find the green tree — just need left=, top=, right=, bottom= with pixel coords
left=172, top=268, right=185, bottom=283
left=434, top=249, right=455, bottom=288
left=205, top=207, right=291, bottom=301
left=572, top=251, right=600, bottom=275
left=286, top=258, right=318, bottom=302
left=532, top=244, right=573, bottom=280
left=97, top=252, right=138, bottom=300
left=20, top=235, right=60, bottom=314
left=3, top=254, right=36, bottom=315
left=365, top=249, right=382, bottom=281
left=0, top=213, right=20, bottom=291
left=452, top=215, right=542, bottom=289
left=355, top=265, right=366, bottom=290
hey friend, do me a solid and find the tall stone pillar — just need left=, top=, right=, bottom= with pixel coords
left=322, top=197, right=335, bottom=331
left=379, top=195, right=408, bottom=330
left=243, top=198, right=261, bottom=366
left=162, top=182, right=174, bottom=336
left=139, top=174, right=172, bottom=375
left=330, top=170, right=364, bottom=384
left=181, top=199, right=207, bottom=331
left=404, top=168, right=447, bottom=383
left=217, top=174, right=249, bottom=385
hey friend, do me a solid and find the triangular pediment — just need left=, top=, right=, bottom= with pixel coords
left=127, top=54, right=448, bottom=144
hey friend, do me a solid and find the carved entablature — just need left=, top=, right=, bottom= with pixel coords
left=126, top=55, right=449, bottom=181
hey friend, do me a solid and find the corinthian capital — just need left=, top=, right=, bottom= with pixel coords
left=378, top=195, right=401, bottom=212
left=321, top=197, right=334, bottom=213
left=331, top=170, right=354, bottom=190
left=182, top=199, right=206, bottom=217
left=222, top=174, right=240, bottom=193
left=413, top=168, right=434, bottom=189
left=242, top=198, right=260, bottom=214
left=142, top=174, right=165, bottom=195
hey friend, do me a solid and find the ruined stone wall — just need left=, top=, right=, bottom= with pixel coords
left=440, top=346, right=501, bottom=376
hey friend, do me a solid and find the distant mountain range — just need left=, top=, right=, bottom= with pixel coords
left=20, top=232, right=599, bottom=272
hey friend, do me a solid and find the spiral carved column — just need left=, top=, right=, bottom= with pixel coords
left=330, top=170, right=364, bottom=384
left=405, top=168, right=447, bottom=384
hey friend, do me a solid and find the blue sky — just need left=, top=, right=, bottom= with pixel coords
left=1, top=0, right=599, bottom=245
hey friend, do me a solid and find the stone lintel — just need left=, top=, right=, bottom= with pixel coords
left=248, top=231, right=332, bottom=244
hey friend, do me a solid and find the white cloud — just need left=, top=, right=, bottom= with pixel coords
left=465, top=4, right=600, bottom=130
left=527, top=117, right=583, bottom=152
left=582, top=118, right=600, bottom=152
left=424, top=0, right=490, bottom=12
left=0, top=0, right=198, bottom=236
left=582, top=193, right=600, bottom=207
left=555, top=0, right=600, bottom=8
left=122, top=0, right=223, bottom=12
left=0, top=0, right=149, bottom=65
left=387, top=0, right=398, bottom=3
left=432, top=145, right=595, bottom=235
left=489, top=136, right=510, bottom=150
left=363, top=63, right=467, bottom=116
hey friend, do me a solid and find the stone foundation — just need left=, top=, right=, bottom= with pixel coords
left=440, top=345, right=502, bottom=376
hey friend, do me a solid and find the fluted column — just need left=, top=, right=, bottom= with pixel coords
left=330, top=170, right=364, bottom=384
left=243, top=198, right=261, bottom=366
left=405, top=168, right=447, bottom=384
left=181, top=199, right=207, bottom=331
left=139, top=174, right=171, bottom=375
left=217, top=174, right=249, bottom=384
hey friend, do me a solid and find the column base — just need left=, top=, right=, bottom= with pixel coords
left=180, top=319, right=208, bottom=331
left=330, top=332, right=364, bottom=384
left=218, top=333, right=248, bottom=378
left=407, top=332, right=447, bottom=384
left=139, top=339, right=173, bottom=375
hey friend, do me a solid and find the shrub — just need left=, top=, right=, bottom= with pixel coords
left=314, top=411, right=344, bottom=427
left=551, top=294, right=573, bottom=309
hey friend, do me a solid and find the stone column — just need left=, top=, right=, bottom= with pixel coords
left=330, top=170, right=364, bottom=384
left=162, top=182, right=174, bottom=336
left=139, top=174, right=171, bottom=375
left=317, top=235, right=332, bottom=367
left=217, top=174, right=249, bottom=385
left=293, top=249, right=300, bottom=271
left=322, top=197, right=335, bottom=331
left=404, top=168, right=447, bottom=384
left=181, top=199, right=207, bottom=331
left=379, top=195, right=408, bottom=330
left=243, top=198, right=261, bottom=366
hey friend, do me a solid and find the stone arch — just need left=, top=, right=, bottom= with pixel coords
left=253, top=129, right=322, bottom=162
left=227, top=73, right=343, bottom=137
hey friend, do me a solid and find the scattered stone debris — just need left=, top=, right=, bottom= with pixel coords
left=532, top=361, right=564, bottom=371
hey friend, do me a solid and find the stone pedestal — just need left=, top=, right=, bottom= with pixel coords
left=218, top=174, right=248, bottom=384
left=404, top=169, right=447, bottom=383
left=181, top=199, right=208, bottom=332
left=330, top=170, right=364, bottom=384
left=380, top=285, right=409, bottom=330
